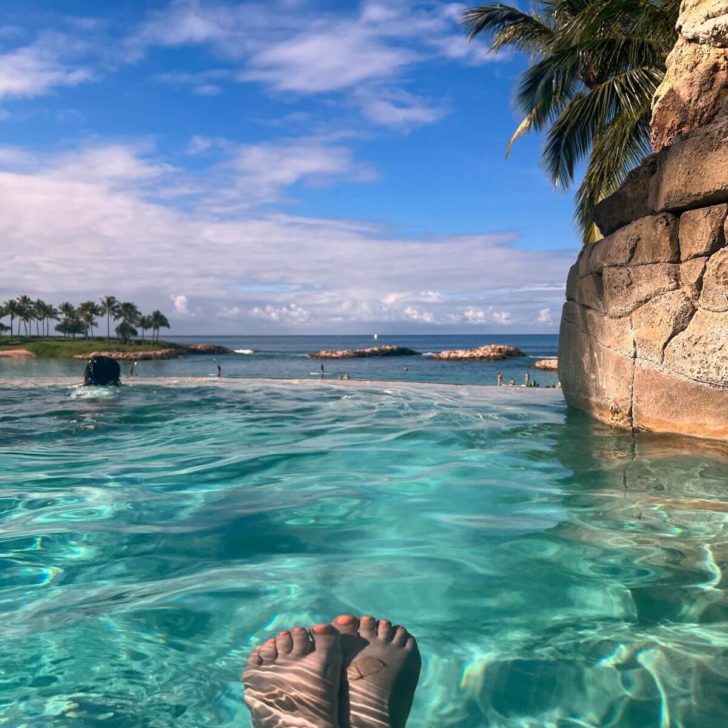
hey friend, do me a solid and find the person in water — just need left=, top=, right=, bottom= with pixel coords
left=83, top=356, right=121, bottom=386
left=243, top=614, right=421, bottom=728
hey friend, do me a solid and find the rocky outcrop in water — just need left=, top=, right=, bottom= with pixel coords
left=182, top=343, right=233, bottom=354
left=431, top=344, right=525, bottom=361
left=309, top=345, right=420, bottom=359
left=559, top=0, right=728, bottom=441
left=73, top=349, right=182, bottom=360
left=532, top=358, right=559, bottom=371
left=71, top=343, right=232, bottom=361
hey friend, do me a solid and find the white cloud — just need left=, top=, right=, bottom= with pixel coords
left=463, top=307, right=489, bottom=324
left=172, top=294, right=190, bottom=315
left=130, top=0, right=504, bottom=128
left=0, top=140, right=570, bottom=333
left=403, top=305, right=435, bottom=324
left=537, top=307, right=554, bottom=325
left=251, top=303, right=310, bottom=323
left=491, top=310, right=513, bottom=325
left=193, top=83, right=221, bottom=95
left=358, top=89, right=446, bottom=129
left=0, top=33, right=93, bottom=100
left=230, top=142, right=376, bottom=200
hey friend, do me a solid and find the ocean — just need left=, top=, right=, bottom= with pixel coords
left=0, top=334, right=560, bottom=387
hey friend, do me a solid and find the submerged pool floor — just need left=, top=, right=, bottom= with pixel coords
left=1, top=379, right=727, bottom=727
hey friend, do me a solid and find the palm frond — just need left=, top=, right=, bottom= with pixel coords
left=462, top=4, right=555, bottom=53
left=543, top=66, right=661, bottom=188
left=577, top=110, right=652, bottom=243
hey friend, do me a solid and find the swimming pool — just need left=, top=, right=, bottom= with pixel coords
left=1, top=379, right=727, bottom=726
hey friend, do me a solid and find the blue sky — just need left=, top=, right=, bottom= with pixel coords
left=0, top=0, right=578, bottom=334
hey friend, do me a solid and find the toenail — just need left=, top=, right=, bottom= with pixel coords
left=292, top=627, right=305, bottom=633
left=335, top=614, right=357, bottom=624
left=278, top=631, right=289, bottom=636
left=311, top=623, right=333, bottom=634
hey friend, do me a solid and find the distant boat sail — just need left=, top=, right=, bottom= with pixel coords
left=373, top=333, right=378, bottom=340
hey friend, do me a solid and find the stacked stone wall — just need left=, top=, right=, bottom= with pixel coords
left=558, top=0, right=728, bottom=441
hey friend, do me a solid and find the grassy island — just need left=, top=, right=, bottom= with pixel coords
left=0, top=336, right=180, bottom=358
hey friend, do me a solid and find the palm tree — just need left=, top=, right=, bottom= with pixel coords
left=115, top=320, right=137, bottom=344
left=78, top=301, right=101, bottom=339
left=119, top=302, right=141, bottom=328
left=0, top=322, right=9, bottom=336
left=47, top=305, right=60, bottom=337
left=149, top=310, right=171, bottom=342
left=58, top=302, right=78, bottom=339
left=33, top=299, right=50, bottom=337
left=138, top=314, right=153, bottom=341
left=17, top=295, right=33, bottom=336
left=463, top=0, right=680, bottom=242
left=3, top=299, right=20, bottom=337
left=99, top=295, right=121, bottom=342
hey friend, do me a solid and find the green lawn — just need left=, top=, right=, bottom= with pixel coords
left=0, top=337, right=179, bottom=358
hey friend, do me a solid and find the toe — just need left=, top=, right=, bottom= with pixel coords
left=377, top=619, right=393, bottom=642
left=310, top=623, right=341, bottom=654
left=404, top=636, right=418, bottom=653
left=247, top=646, right=263, bottom=666
left=275, top=630, right=293, bottom=656
left=359, top=615, right=377, bottom=638
left=392, top=625, right=409, bottom=646
left=259, top=638, right=278, bottom=663
left=333, top=614, right=359, bottom=635
left=290, top=626, right=311, bottom=657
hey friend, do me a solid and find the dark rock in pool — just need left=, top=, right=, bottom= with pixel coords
left=309, top=345, right=420, bottom=359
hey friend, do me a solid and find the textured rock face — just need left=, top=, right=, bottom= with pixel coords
left=561, top=202, right=728, bottom=439
left=651, top=0, right=728, bottom=151
left=561, top=0, right=728, bottom=440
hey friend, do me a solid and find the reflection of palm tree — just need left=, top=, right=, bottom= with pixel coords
left=99, top=295, right=121, bottom=342
left=463, top=0, right=679, bottom=242
left=150, top=310, right=170, bottom=342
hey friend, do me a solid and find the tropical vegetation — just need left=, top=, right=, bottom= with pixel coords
left=0, top=295, right=170, bottom=342
left=463, top=0, right=680, bottom=242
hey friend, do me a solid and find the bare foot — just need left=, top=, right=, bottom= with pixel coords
left=243, top=624, right=342, bottom=728
left=333, top=614, right=421, bottom=728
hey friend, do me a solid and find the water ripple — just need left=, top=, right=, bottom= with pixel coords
left=1, top=380, right=727, bottom=726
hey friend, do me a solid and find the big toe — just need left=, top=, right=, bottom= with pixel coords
left=333, top=614, right=359, bottom=636
left=310, top=623, right=341, bottom=656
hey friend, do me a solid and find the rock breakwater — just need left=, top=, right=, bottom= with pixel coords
left=309, top=345, right=419, bottom=359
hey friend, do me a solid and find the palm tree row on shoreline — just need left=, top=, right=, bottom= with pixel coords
left=0, top=295, right=170, bottom=343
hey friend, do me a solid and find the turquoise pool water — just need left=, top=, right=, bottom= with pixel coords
left=1, top=378, right=727, bottom=727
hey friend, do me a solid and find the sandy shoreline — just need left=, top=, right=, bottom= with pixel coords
left=0, top=348, right=34, bottom=358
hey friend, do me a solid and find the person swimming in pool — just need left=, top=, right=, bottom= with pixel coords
left=242, top=614, right=421, bottom=728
